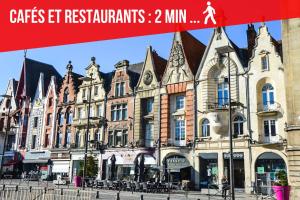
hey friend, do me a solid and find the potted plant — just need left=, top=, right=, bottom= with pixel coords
left=272, top=170, right=290, bottom=200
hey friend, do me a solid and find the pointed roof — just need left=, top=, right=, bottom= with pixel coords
left=127, top=62, right=144, bottom=89
left=179, top=31, right=206, bottom=75
left=152, top=49, right=167, bottom=81
left=16, top=58, right=62, bottom=100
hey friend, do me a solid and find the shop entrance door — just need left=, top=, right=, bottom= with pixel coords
left=224, top=152, right=245, bottom=188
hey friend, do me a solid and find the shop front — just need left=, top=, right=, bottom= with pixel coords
left=102, top=150, right=156, bottom=181
left=255, top=152, right=286, bottom=194
left=2, top=151, right=22, bottom=178
left=163, top=154, right=191, bottom=183
left=199, top=153, right=218, bottom=188
left=223, top=152, right=245, bottom=188
left=23, top=151, right=51, bottom=180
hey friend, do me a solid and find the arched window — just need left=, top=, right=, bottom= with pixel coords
left=63, top=88, right=69, bottom=103
left=233, top=115, right=244, bottom=136
left=262, top=83, right=274, bottom=110
left=201, top=119, right=210, bottom=137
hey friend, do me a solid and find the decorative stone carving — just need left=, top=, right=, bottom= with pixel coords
left=167, top=42, right=189, bottom=83
left=143, top=70, right=153, bottom=85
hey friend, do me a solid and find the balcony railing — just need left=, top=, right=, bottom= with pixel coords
left=257, top=101, right=282, bottom=116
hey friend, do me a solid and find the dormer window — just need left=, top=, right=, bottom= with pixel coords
left=115, top=82, right=125, bottom=97
left=82, top=89, right=86, bottom=99
left=176, top=96, right=185, bottom=110
left=261, top=53, right=269, bottom=71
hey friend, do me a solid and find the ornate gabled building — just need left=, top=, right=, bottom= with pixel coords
left=101, top=60, right=143, bottom=180
left=14, top=58, right=61, bottom=151
left=134, top=46, right=167, bottom=166
left=195, top=25, right=287, bottom=193
left=71, top=57, right=112, bottom=179
left=0, top=78, right=20, bottom=174
left=195, top=27, right=249, bottom=189
left=51, top=61, right=83, bottom=179
left=160, top=31, right=206, bottom=185
left=24, top=72, right=62, bottom=177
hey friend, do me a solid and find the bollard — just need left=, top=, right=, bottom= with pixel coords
left=140, top=194, right=144, bottom=200
left=77, top=189, right=80, bottom=196
left=15, top=185, right=18, bottom=192
left=166, top=197, right=170, bottom=200
left=2, top=184, right=5, bottom=191
left=29, top=186, right=32, bottom=192
left=44, top=187, right=47, bottom=194
left=96, top=191, right=100, bottom=199
left=116, top=192, right=120, bottom=200
left=60, top=188, right=63, bottom=195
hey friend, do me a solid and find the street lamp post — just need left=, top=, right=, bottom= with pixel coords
left=0, top=94, right=12, bottom=178
left=80, top=74, right=93, bottom=189
left=216, top=45, right=235, bottom=200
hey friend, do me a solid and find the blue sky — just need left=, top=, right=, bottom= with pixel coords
left=0, top=21, right=281, bottom=95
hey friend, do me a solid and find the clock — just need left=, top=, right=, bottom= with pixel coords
left=143, top=70, right=153, bottom=85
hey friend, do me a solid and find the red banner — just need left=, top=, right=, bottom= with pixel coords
left=0, top=0, right=299, bottom=52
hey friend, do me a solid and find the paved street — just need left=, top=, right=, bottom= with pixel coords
left=0, top=179, right=261, bottom=200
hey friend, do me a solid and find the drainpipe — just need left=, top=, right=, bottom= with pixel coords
left=157, top=84, right=161, bottom=167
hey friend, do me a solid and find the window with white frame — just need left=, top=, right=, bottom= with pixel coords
left=201, top=119, right=210, bottom=137
left=97, top=104, right=102, bottom=117
left=146, top=98, right=154, bottom=114
left=218, top=80, right=229, bottom=107
left=65, top=128, right=71, bottom=146
left=264, top=119, right=276, bottom=137
left=115, top=82, right=125, bottom=97
left=108, top=130, right=128, bottom=147
left=58, top=111, right=64, bottom=125
left=63, top=88, right=69, bottom=103
left=262, top=83, right=275, bottom=110
left=31, top=135, right=37, bottom=149
left=176, top=96, right=185, bottom=110
left=75, top=131, right=81, bottom=147
left=78, top=108, right=84, bottom=119
left=175, top=119, right=185, bottom=141
left=145, top=122, right=153, bottom=147
left=56, top=131, right=62, bottom=147
left=233, top=116, right=244, bottom=136
left=94, top=86, right=99, bottom=96
left=111, top=104, right=127, bottom=121
left=82, top=88, right=86, bottom=99
left=261, top=55, right=269, bottom=71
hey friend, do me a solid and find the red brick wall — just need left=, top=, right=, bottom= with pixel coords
left=160, top=81, right=195, bottom=145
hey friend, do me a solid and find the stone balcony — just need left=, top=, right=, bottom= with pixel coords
left=195, top=136, right=250, bottom=150
left=257, top=101, right=283, bottom=117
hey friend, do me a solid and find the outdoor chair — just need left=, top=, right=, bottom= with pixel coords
left=142, top=182, right=148, bottom=193
left=134, top=182, right=141, bottom=192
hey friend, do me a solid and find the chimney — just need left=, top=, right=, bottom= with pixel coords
left=114, top=60, right=129, bottom=70
left=247, top=24, right=257, bottom=58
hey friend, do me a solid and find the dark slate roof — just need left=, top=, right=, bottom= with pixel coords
left=70, top=72, right=83, bottom=92
left=152, top=51, right=167, bottom=81
left=229, top=40, right=249, bottom=68
left=273, top=38, right=283, bottom=60
left=128, top=62, right=144, bottom=89
left=100, top=71, right=115, bottom=93
left=12, top=79, right=19, bottom=96
left=180, top=31, right=206, bottom=75
left=17, top=58, right=62, bottom=100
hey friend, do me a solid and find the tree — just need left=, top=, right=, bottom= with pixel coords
left=78, top=156, right=98, bottom=178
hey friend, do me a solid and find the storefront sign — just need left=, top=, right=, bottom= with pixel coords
left=223, top=152, right=244, bottom=160
left=24, top=151, right=50, bottom=160
left=167, top=156, right=190, bottom=169
left=257, top=167, right=265, bottom=174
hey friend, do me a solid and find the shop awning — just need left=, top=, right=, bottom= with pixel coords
left=52, top=161, right=69, bottom=173
left=23, top=159, right=49, bottom=164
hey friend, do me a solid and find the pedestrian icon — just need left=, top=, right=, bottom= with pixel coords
left=203, top=1, right=216, bottom=25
